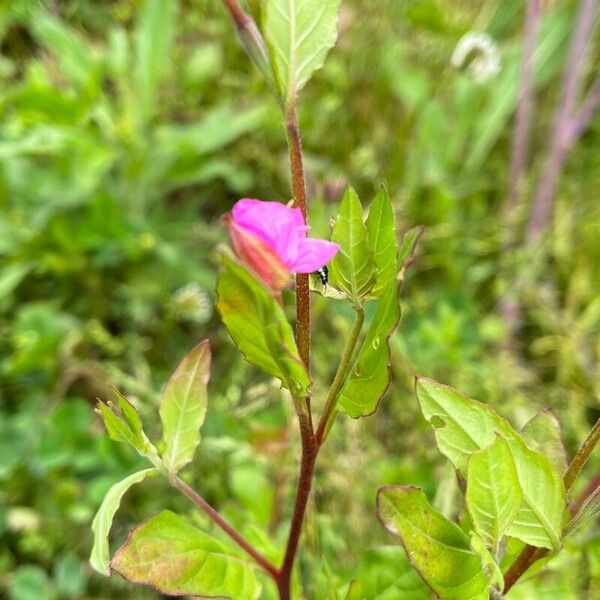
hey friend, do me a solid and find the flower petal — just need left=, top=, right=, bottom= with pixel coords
left=225, top=215, right=292, bottom=292
left=288, top=239, right=340, bottom=273
left=232, top=199, right=307, bottom=266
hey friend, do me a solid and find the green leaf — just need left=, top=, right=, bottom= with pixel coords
left=96, top=392, right=158, bottom=463
left=264, top=0, right=341, bottom=103
left=349, top=547, right=429, bottom=600
left=466, top=436, right=522, bottom=550
left=160, top=340, right=210, bottom=474
left=329, top=187, right=376, bottom=306
left=156, top=102, right=268, bottom=157
left=565, top=486, right=600, bottom=536
left=469, top=533, right=504, bottom=593
left=521, top=408, right=568, bottom=475
left=365, top=187, right=397, bottom=297
left=111, top=510, right=261, bottom=599
left=90, top=468, right=156, bottom=576
left=135, top=0, right=177, bottom=124
left=344, top=581, right=363, bottom=600
left=377, top=486, right=490, bottom=600
left=9, top=566, right=53, bottom=600
left=416, top=378, right=566, bottom=551
left=32, top=11, right=98, bottom=93
left=337, top=277, right=400, bottom=418
left=217, top=255, right=309, bottom=396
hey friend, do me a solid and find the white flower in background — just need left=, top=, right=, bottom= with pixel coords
left=451, top=32, right=501, bottom=83
left=171, top=283, right=211, bottom=323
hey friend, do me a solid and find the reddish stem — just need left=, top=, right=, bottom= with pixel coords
left=276, top=414, right=318, bottom=599
left=286, top=109, right=311, bottom=375
left=172, top=475, right=280, bottom=579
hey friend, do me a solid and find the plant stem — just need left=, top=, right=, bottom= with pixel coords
left=506, top=0, right=541, bottom=213
left=525, top=0, right=598, bottom=246
left=270, top=103, right=318, bottom=599
left=563, top=419, right=600, bottom=492
left=502, top=418, right=600, bottom=594
left=315, top=308, right=365, bottom=445
left=568, top=74, right=600, bottom=142
left=276, top=412, right=317, bottom=599
left=286, top=108, right=311, bottom=375
left=499, top=0, right=541, bottom=347
left=171, top=475, right=280, bottom=580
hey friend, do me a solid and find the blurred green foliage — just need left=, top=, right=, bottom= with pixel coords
left=1, top=0, right=599, bottom=598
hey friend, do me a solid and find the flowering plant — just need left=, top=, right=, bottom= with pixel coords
left=225, top=199, right=339, bottom=295
left=89, top=1, right=600, bottom=599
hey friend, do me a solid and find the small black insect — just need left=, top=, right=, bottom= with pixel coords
left=314, top=265, right=329, bottom=286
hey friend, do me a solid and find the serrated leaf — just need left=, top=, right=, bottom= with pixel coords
left=366, top=187, right=397, bottom=297
left=90, top=468, right=156, bottom=576
left=217, top=255, right=309, bottom=396
left=337, top=277, right=400, bottom=418
left=329, top=187, right=376, bottom=306
left=522, top=408, right=568, bottom=475
left=159, top=340, right=210, bottom=474
left=565, top=486, right=600, bottom=536
left=466, top=436, right=522, bottom=550
left=377, top=486, right=490, bottom=600
left=416, top=378, right=566, bottom=551
left=111, top=510, right=261, bottom=599
left=264, top=0, right=341, bottom=103
left=96, top=393, right=157, bottom=461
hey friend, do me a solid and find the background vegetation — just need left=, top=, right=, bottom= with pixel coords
left=1, top=0, right=599, bottom=598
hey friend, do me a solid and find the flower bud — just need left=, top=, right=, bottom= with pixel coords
left=224, top=215, right=292, bottom=293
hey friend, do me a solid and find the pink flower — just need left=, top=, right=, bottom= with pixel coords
left=225, top=198, right=339, bottom=293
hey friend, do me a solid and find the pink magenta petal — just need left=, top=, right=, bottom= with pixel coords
left=289, top=239, right=340, bottom=273
left=232, top=199, right=307, bottom=266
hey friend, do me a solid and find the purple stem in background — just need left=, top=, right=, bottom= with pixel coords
left=568, top=73, right=600, bottom=142
left=526, top=0, right=599, bottom=246
left=506, top=0, right=542, bottom=213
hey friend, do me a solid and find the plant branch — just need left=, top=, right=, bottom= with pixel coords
left=276, top=412, right=318, bottom=600
left=315, top=308, right=365, bottom=445
left=502, top=418, right=600, bottom=594
left=171, top=475, right=280, bottom=580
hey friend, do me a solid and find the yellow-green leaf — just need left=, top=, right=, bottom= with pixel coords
left=337, top=277, right=400, bottom=417
left=264, top=0, right=341, bottom=103
left=329, top=187, right=376, bottom=307
left=217, top=255, right=309, bottom=396
left=111, top=510, right=261, bottom=599
left=466, top=436, right=522, bottom=550
left=90, top=468, right=156, bottom=576
left=377, top=486, right=490, bottom=600
left=365, top=187, right=397, bottom=297
left=416, top=377, right=566, bottom=551
left=160, top=340, right=210, bottom=474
